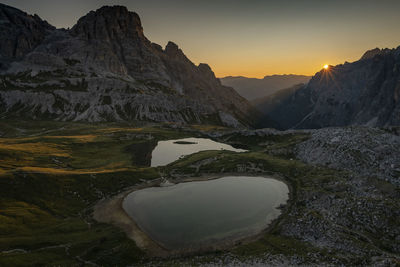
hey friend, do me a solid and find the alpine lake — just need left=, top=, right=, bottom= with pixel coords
left=121, top=137, right=289, bottom=252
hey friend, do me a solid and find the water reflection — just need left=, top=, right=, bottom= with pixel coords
left=123, top=176, right=289, bottom=250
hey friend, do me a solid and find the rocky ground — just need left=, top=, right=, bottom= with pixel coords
left=186, top=126, right=400, bottom=266
left=296, top=126, right=400, bottom=186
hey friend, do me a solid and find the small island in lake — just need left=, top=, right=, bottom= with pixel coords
left=173, top=141, right=198, bottom=145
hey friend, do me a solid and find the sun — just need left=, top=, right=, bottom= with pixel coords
left=323, top=64, right=329, bottom=70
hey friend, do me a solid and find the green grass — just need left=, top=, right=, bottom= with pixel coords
left=0, top=169, right=159, bottom=265
left=0, top=121, right=189, bottom=265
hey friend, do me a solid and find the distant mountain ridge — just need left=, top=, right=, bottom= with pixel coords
left=0, top=4, right=260, bottom=127
left=256, top=47, right=400, bottom=129
left=252, top=83, right=305, bottom=114
left=220, top=74, right=311, bottom=101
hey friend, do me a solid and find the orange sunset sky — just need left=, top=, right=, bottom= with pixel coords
left=3, top=0, right=400, bottom=78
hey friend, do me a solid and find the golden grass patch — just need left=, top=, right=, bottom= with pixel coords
left=0, top=134, right=97, bottom=143
left=191, top=124, right=227, bottom=131
left=45, top=135, right=98, bottom=142
left=0, top=143, right=69, bottom=157
left=16, top=166, right=132, bottom=175
left=97, top=127, right=144, bottom=133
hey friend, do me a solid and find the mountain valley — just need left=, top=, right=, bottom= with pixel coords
left=0, top=3, right=399, bottom=267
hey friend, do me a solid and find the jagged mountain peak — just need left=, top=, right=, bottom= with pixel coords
left=165, top=41, right=186, bottom=58
left=198, top=63, right=217, bottom=80
left=165, top=41, right=179, bottom=51
left=71, top=5, right=144, bottom=41
left=360, top=47, right=393, bottom=60
left=163, top=41, right=201, bottom=68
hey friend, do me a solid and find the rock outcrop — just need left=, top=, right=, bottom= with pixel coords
left=0, top=4, right=259, bottom=127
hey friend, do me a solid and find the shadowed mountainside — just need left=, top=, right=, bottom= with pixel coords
left=256, top=47, right=400, bottom=129
left=252, top=83, right=305, bottom=116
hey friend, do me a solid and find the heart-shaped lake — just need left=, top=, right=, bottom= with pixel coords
left=122, top=176, right=289, bottom=250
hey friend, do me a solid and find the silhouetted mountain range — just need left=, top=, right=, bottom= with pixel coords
left=0, top=4, right=259, bottom=127
left=220, top=74, right=311, bottom=101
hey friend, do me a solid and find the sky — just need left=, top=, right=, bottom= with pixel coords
left=2, top=0, right=400, bottom=78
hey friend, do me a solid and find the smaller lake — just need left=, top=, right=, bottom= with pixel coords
left=123, top=176, right=289, bottom=250
left=150, top=137, right=246, bottom=167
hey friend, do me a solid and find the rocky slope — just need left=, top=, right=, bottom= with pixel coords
left=220, top=74, right=311, bottom=101
left=0, top=4, right=258, bottom=127
left=258, top=47, right=400, bottom=129
left=296, top=126, right=400, bottom=186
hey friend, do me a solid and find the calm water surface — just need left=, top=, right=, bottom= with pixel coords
left=150, top=137, right=246, bottom=167
left=123, top=176, right=289, bottom=250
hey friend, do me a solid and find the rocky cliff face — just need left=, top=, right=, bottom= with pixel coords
left=258, top=47, right=400, bottom=129
left=0, top=4, right=258, bottom=127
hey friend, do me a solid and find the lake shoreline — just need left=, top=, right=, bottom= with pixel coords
left=92, top=172, right=293, bottom=258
